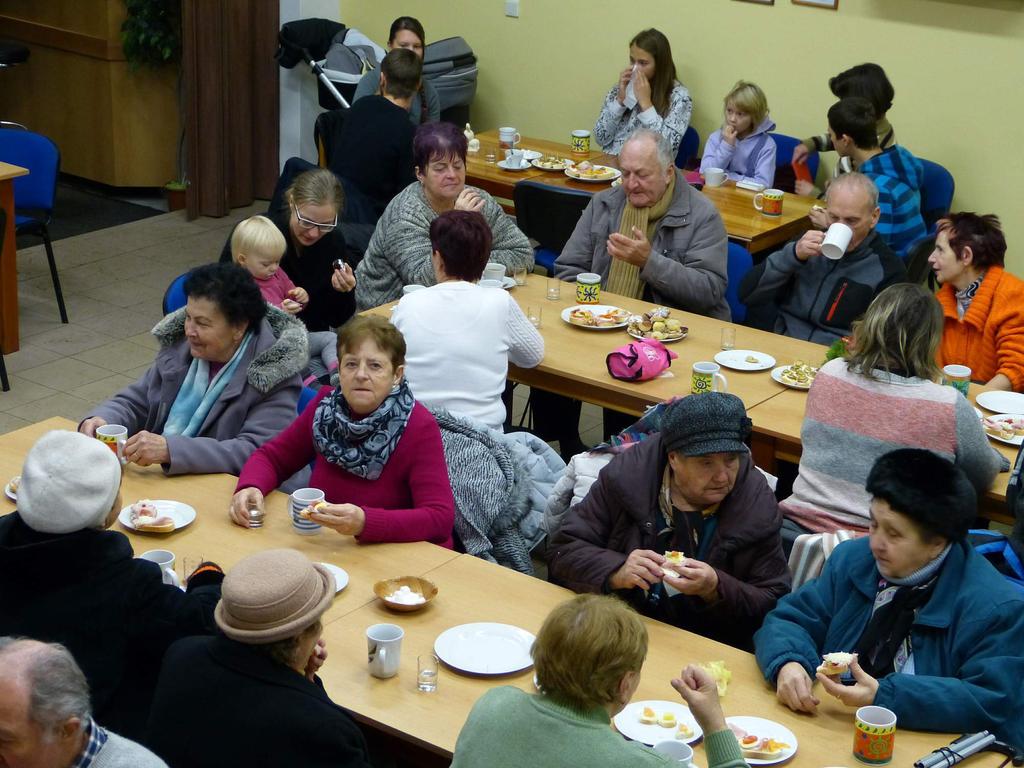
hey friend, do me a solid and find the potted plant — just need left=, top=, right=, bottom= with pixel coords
left=163, top=178, right=188, bottom=211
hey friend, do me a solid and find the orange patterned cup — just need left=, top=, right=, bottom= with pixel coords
left=753, top=188, right=784, bottom=216
left=853, top=706, right=897, bottom=764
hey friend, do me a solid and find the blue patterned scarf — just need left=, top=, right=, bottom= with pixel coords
left=311, top=379, right=415, bottom=480
left=164, top=332, right=254, bottom=437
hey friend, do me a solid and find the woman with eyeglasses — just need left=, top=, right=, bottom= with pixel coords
left=221, top=169, right=358, bottom=333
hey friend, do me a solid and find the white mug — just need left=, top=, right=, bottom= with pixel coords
left=654, top=740, right=694, bottom=765
left=290, top=487, right=325, bottom=535
left=691, top=361, right=728, bottom=394
left=821, top=222, right=854, bottom=260
left=498, top=127, right=521, bottom=149
left=366, top=623, right=404, bottom=679
left=483, top=262, right=506, bottom=282
left=479, top=279, right=504, bottom=289
left=504, top=148, right=526, bottom=169
left=139, top=549, right=181, bottom=587
left=703, top=167, right=726, bottom=187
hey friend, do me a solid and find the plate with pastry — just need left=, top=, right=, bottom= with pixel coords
left=726, top=716, right=797, bottom=765
left=561, top=305, right=631, bottom=330
left=4, top=475, right=18, bottom=502
left=714, top=349, right=776, bottom=372
left=982, top=414, right=1024, bottom=446
left=532, top=155, right=571, bottom=171
left=613, top=700, right=703, bottom=746
left=565, top=161, right=621, bottom=183
left=626, top=307, right=688, bottom=342
left=119, top=499, right=197, bottom=533
left=771, top=362, right=818, bottom=390
left=817, top=651, right=855, bottom=677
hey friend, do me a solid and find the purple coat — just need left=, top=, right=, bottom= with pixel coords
left=700, top=116, right=777, bottom=188
left=85, top=307, right=306, bottom=476
left=547, top=436, right=790, bottom=647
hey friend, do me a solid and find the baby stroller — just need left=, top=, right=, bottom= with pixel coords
left=423, top=36, right=478, bottom=126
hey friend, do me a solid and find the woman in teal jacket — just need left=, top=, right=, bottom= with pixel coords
left=754, top=449, right=1024, bottom=750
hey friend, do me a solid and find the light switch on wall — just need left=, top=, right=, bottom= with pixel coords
left=505, top=0, right=519, bottom=18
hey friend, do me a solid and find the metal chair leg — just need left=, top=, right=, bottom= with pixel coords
left=42, top=226, right=68, bottom=323
left=0, top=352, right=9, bottom=392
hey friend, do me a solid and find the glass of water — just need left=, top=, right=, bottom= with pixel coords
left=418, top=654, right=439, bottom=692
left=720, top=326, right=736, bottom=351
left=526, top=306, right=542, bottom=328
left=546, top=279, right=561, bottom=300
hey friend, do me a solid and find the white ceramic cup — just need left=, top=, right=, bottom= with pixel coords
left=479, top=279, right=504, bottom=289
left=139, top=549, right=181, bottom=587
left=505, top=148, right=526, bottom=169
left=290, top=487, right=325, bottom=535
left=366, top=623, right=404, bottom=679
left=703, top=167, right=726, bottom=187
left=691, top=361, right=728, bottom=394
left=821, top=222, right=854, bottom=260
left=483, top=262, right=506, bottom=282
left=654, top=740, right=694, bottom=765
left=402, top=284, right=425, bottom=295
left=498, top=127, right=521, bottom=148
left=95, top=424, right=128, bottom=465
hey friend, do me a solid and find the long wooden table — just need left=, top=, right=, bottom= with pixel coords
left=1, top=161, right=29, bottom=353
left=467, top=130, right=816, bottom=253
left=0, top=418, right=1003, bottom=765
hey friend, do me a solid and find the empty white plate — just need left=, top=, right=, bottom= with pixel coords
left=715, top=349, right=776, bottom=371
left=319, top=562, right=349, bottom=593
left=434, top=622, right=535, bottom=675
left=977, top=390, right=1024, bottom=414
left=118, top=500, right=197, bottom=533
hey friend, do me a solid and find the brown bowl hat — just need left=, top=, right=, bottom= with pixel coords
left=215, top=549, right=335, bottom=644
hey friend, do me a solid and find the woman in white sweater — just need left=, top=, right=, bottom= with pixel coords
left=392, top=210, right=544, bottom=430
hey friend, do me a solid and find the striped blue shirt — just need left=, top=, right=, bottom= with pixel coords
left=860, top=145, right=927, bottom=259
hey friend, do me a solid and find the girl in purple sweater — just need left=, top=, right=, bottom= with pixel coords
left=700, top=81, right=776, bottom=189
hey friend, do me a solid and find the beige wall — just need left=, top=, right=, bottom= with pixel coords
left=344, top=0, right=1024, bottom=272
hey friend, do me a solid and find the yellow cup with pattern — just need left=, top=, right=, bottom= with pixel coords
left=570, top=130, right=591, bottom=155
left=575, top=273, right=601, bottom=304
left=691, top=362, right=728, bottom=395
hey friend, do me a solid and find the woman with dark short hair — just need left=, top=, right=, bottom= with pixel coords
left=929, top=212, right=1024, bottom=391
left=391, top=210, right=543, bottom=430
left=756, top=449, right=1024, bottom=748
left=355, top=122, right=532, bottom=310
left=80, top=263, right=307, bottom=475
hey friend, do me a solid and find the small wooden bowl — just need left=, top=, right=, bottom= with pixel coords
left=373, top=576, right=438, bottom=612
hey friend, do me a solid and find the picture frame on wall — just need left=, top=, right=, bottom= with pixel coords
left=734, top=0, right=775, bottom=4
left=793, top=0, right=838, bottom=8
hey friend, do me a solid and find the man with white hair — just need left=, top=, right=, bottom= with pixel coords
left=740, top=172, right=907, bottom=345
left=556, top=128, right=730, bottom=319
left=0, top=637, right=167, bottom=767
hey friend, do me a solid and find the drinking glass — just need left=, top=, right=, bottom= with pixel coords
left=546, top=279, right=561, bottom=300
left=484, top=150, right=497, bottom=164
left=527, top=306, right=542, bottom=328
left=418, top=654, right=439, bottom=692
left=720, top=327, right=736, bottom=351
left=513, top=267, right=529, bottom=286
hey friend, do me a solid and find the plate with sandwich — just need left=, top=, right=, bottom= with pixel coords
left=613, top=700, right=703, bottom=745
left=726, top=716, right=797, bottom=764
left=4, top=475, right=18, bottom=502
left=119, top=499, right=197, bottom=533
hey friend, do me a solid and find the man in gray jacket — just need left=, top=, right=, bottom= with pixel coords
left=739, top=173, right=907, bottom=345
left=556, top=128, right=730, bottom=320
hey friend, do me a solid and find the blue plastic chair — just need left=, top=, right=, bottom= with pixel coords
left=513, top=181, right=591, bottom=274
left=726, top=242, right=753, bottom=323
left=0, top=128, right=67, bottom=323
left=297, top=384, right=318, bottom=414
left=770, top=132, right=820, bottom=184
left=918, top=158, right=955, bottom=233
left=674, top=126, right=700, bottom=170
left=162, top=271, right=190, bottom=315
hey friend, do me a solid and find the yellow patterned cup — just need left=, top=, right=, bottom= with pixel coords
left=853, top=706, right=897, bottom=765
left=691, top=362, right=728, bottom=395
left=575, top=272, right=601, bottom=304
left=570, top=129, right=591, bottom=154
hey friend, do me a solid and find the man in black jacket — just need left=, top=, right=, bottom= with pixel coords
left=0, top=430, right=223, bottom=741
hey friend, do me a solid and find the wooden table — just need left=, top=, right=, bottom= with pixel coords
left=702, top=182, right=817, bottom=254
left=0, top=161, right=29, bottom=354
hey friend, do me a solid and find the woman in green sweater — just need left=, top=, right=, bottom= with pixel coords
left=450, top=594, right=748, bottom=768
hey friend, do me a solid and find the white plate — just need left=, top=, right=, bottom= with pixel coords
left=434, top=622, right=535, bottom=675
left=982, top=413, right=1024, bottom=446
left=501, top=276, right=517, bottom=290
left=561, top=304, right=630, bottom=330
left=4, top=477, right=17, bottom=502
left=715, top=349, right=776, bottom=371
left=518, top=149, right=543, bottom=161
left=531, top=157, right=570, bottom=171
left=319, top=562, right=349, bottom=593
left=627, top=328, right=688, bottom=343
left=118, top=500, right=197, bottom=533
left=497, top=159, right=531, bottom=171
left=613, top=700, right=703, bottom=746
left=565, top=164, right=622, bottom=183
left=977, top=390, right=1024, bottom=414
left=771, top=365, right=816, bottom=390
left=726, top=716, right=798, bottom=765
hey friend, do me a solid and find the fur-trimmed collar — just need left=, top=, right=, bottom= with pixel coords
left=151, top=306, right=309, bottom=394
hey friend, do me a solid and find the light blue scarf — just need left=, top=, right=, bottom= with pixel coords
left=163, top=332, right=254, bottom=437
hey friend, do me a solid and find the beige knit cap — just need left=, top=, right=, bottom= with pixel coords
left=215, top=549, right=335, bottom=644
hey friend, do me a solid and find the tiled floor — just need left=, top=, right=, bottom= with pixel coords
left=1, top=205, right=605, bottom=446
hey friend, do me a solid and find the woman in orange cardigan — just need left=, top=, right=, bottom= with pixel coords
left=928, top=213, right=1024, bottom=391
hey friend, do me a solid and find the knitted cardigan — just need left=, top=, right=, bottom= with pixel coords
left=936, top=266, right=1024, bottom=391
left=354, top=182, right=533, bottom=310
left=93, top=731, right=168, bottom=768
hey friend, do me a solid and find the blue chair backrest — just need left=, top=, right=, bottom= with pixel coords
left=918, top=158, right=955, bottom=232
left=0, top=129, right=59, bottom=212
left=162, top=272, right=189, bottom=315
left=513, top=181, right=591, bottom=256
left=726, top=242, right=753, bottom=323
left=770, top=132, right=819, bottom=181
left=297, top=385, right=318, bottom=414
left=675, top=126, right=700, bottom=169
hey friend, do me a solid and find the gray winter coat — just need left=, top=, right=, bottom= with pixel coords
left=85, top=306, right=307, bottom=476
left=555, top=172, right=731, bottom=320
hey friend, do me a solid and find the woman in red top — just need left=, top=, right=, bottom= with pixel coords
left=228, top=316, right=455, bottom=546
left=928, top=213, right=1024, bottom=392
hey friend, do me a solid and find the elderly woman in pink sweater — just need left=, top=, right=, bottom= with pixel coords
left=228, top=315, right=455, bottom=547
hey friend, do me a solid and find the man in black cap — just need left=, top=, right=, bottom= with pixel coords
left=547, top=393, right=790, bottom=649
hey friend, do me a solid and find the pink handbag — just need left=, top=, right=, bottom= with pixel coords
left=606, top=338, right=678, bottom=382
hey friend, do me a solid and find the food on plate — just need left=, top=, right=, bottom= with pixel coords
left=129, top=499, right=175, bottom=533
left=627, top=307, right=687, bottom=340
left=575, top=160, right=593, bottom=172
left=300, top=500, right=329, bottom=519
left=779, top=361, right=818, bottom=387
left=568, top=161, right=617, bottom=181
left=639, top=706, right=657, bottom=725
left=7, top=475, right=19, bottom=494
left=384, top=584, right=426, bottom=605
left=675, top=722, right=694, bottom=740
left=568, top=307, right=629, bottom=327
left=698, top=660, right=732, bottom=696
left=740, top=736, right=791, bottom=760
left=659, top=711, right=677, bottom=728
left=744, top=355, right=760, bottom=364
left=984, top=416, right=1024, bottom=440
left=729, top=723, right=748, bottom=740
left=817, top=651, right=855, bottom=677
left=534, top=155, right=569, bottom=170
